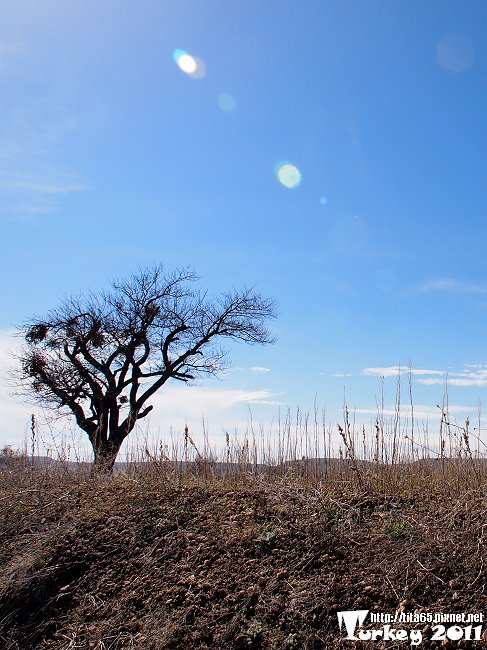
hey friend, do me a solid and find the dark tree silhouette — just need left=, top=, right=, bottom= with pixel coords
left=17, top=265, right=277, bottom=471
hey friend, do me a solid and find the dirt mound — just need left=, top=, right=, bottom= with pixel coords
left=0, top=467, right=486, bottom=648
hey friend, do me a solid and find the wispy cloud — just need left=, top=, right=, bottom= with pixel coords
left=334, top=372, right=353, bottom=377
left=0, top=203, right=55, bottom=216
left=0, top=51, right=88, bottom=217
left=0, top=170, right=89, bottom=218
left=418, top=378, right=487, bottom=387
left=2, top=179, right=89, bottom=195
left=0, top=329, right=283, bottom=451
left=355, top=403, right=473, bottom=420
left=251, top=366, right=271, bottom=373
left=150, top=386, right=282, bottom=420
left=362, top=366, right=446, bottom=378
left=416, top=278, right=486, bottom=295
left=363, top=363, right=487, bottom=388
left=0, top=329, right=32, bottom=447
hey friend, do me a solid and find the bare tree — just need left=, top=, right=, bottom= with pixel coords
left=16, top=265, right=277, bottom=471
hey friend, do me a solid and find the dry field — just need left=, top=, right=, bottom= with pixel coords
left=1, top=447, right=486, bottom=649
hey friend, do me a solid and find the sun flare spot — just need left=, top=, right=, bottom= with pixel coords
left=275, top=162, right=301, bottom=189
left=217, top=92, right=237, bottom=113
left=178, top=54, right=197, bottom=74
left=436, top=35, right=475, bottom=73
left=172, top=49, right=206, bottom=78
left=172, top=49, right=186, bottom=64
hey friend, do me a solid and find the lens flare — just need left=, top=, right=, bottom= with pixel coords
left=178, top=54, right=197, bottom=74
left=275, top=162, right=302, bottom=189
left=319, top=196, right=328, bottom=206
left=217, top=92, right=237, bottom=113
left=436, top=35, right=475, bottom=73
left=172, top=49, right=207, bottom=78
left=172, top=49, right=187, bottom=64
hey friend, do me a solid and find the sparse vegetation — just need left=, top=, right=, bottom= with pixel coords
left=1, top=401, right=487, bottom=649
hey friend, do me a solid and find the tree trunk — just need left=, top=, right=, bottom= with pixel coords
left=92, top=439, right=123, bottom=474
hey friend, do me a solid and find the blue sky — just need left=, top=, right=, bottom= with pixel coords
left=2, top=0, right=487, bottom=455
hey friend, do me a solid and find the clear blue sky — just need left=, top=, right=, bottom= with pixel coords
left=2, top=0, right=487, bottom=454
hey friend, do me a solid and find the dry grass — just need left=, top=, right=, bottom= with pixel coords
left=1, top=396, right=487, bottom=649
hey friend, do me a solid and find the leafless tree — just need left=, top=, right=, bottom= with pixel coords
left=16, top=265, right=277, bottom=471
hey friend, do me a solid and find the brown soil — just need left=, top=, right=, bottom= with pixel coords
left=0, top=465, right=486, bottom=649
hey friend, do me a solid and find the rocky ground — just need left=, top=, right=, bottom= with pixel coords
left=0, top=461, right=486, bottom=649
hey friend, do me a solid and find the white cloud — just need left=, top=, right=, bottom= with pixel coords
left=250, top=366, right=271, bottom=373
left=2, top=179, right=89, bottom=195
left=363, top=367, right=400, bottom=377
left=0, top=58, right=87, bottom=217
left=151, top=386, right=278, bottom=414
left=454, top=370, right=487, bottom=380
left=0, top=172, right=89, bottom=218
left=418, top=378, right=487, bottom=387
left=363, top=363, right=487, bottom=388
left=416, top=278, right=486, bottom=295
left=362, top=366, right=446, bottom=378
left=355, top=403, right=473, bottom=420
left=0, top=329, right=282, bottom=453
left=0, top=330, right=32, bottom=447
left=146, top=386, right=284, bottom=439
left=334, top=372, right=353, bottom=377
left=0, top=203, right=55, bottom=216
